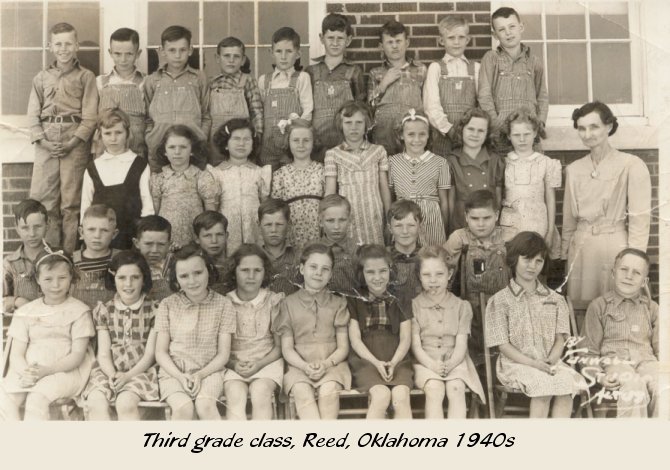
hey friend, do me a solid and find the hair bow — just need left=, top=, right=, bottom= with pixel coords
left=277, top=113, right=301, bottom=135
left=401, top=108, right=430, bottom=126
left=35, top=240, right=72, bottom=269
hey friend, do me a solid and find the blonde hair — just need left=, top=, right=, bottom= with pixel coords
left=438, top=15, right=469, bottom=35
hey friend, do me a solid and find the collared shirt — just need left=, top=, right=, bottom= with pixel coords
left=257, top=67, right=314, bottom=121
left=423, top=53, right=481, bottom=133
left=477, top=43, right=549, bottom=123
left=3, top=246, right=38, bottom=300
left=209, top=71, right=264, bottom=133
left=347, top=289, right=412, bottom=335
left=261, top=243, right=300, bottom=296
left=446, top=147, right=505, bottom=201
left=581, top=290, right=659, bottom=369
left=27, top=59, right=98, bottom=143
left=144, top=64, right=211, bottom=136
left=306, top=56, right=366, bottom=102
left=97, top=67, right=145, bottom=91
left=275, top=288, right=349, bottom=343
left=80, top=150, right=154, bottom=222
left=367, top=58, right=427, bottom=107
left=319, top=235, right=359, bottom=297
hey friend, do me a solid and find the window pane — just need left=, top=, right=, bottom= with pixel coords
left=258, top=2, right=308, bottom=45
left=1, top=2, right=42, bottom=47
left=256, top=46, right=309, bottom=77
left=547, top=43, right=588, bottom=104
left=589, top=2, right=629, bottom=39
left=47, top=2, right=99, bottom=47
left=203, top=46, right=257, bottom=78
left=203, top=2, right=255, bottom=45
left=2, top=51, right=42, bottom=114
left=508, top=2, right=542, bottom=40
left=77, top=49, right=100, bottom=76
left=592, top=43, right=631, bottom=103
left=148, top=1, right=199, bottom=46
left=147, top=47, right=200, bottom=74
left=546, top=3, right=585, bottom=40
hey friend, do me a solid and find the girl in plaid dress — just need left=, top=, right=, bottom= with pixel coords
left=84, top=251, right=159, bottom=420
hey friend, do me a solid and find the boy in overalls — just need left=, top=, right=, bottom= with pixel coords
left=443, top=190, right=509, bottom=369
left=144, top=25, right=210, bottom=173
left=368, top=20, right=426, bottom=156
left=307, top=13, right=365, bottom=162
left=423, top=15, right=479, bottom=157
left=95, top=28, right=147, bottom=158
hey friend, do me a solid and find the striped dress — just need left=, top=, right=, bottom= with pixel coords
left=388, top=151, right=451, bottom=245
left=324, top=141, right=388, bottom=245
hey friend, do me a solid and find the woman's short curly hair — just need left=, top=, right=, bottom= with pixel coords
left=451, top=107, right=492, bottom=148
left=500, top=106, right=546, bottom=146
left=571, top=100, right=618, bottom=136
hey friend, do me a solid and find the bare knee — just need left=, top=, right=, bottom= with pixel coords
left=446, top=380, right=465, bottom=398
left=85, top=391, right=110, bottom=417
left=249, top=380, right=276, bottom=406
left=424, top=380, right=446, bottom=401
left=292, top=383, right=316, bottom=403
left=391, top=386, right=411, bottom=405
left=115, top=392, right=140, bottom=416
left=168, top=395, right=194, bottom=420
left=318, top=381, right=342, bottom=401
left=369, top=385, right=392, bottom=407
left=195, top=398, right=220, bottom=419
left=224, top=382, right=249, bottom=407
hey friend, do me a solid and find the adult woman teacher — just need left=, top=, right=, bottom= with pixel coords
left=561, top=101, right=651, bottom=303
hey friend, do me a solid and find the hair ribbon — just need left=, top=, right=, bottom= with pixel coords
left=401, top=108, right=429, bottom=126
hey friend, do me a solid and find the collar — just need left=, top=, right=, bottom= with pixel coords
left=506, top=151, right=540, bottom=162
left=496, top=43, right=531, bottom=58
left=296, top=288, right=331, bottom=309
left=389, top=243, right=421, bottom=259
left=453, top=146, right=491, bottom=167
left=382, top=58, right=416, bottom=69
left=178, top=289, right=215, bottom=306
left=48, top=58, right=80, bottom=72
left=604, top=290, right=647, bottom=308
left=320, top=235, right=356, bottom=253
left=463, top=226, right=505, bottom=245
left=215, top=160, right=256, bottom=171
left=162, top=164, right=198, bottom=178
left=272, top=66, right=296, bottom=79
left=227, top=288, right=268, bottom=307
left=443, top=52, right=470, bottom=64
left=7, top=245, right=29, bottom=262
left=261, top=243, right=293, bottom=260
left=415, top=290, right=452, bottom=309
left=97, top=150, right=137, bottom=162
left=365, top=289, right=395, bottom=304
left=109, top=67, right=144, bottom=81
left=158, top=63, right=198, bottom=78
left=212, top=70, right=243, bottom=82
left=340, top=140, right=371, bottom=152
left=507, top=278, right=550, bottom=298
left=403, top=151, right=432, bottom=163
left=311, top=55, right=353, bottom=66
left=113, top=294, right=146, bottom=311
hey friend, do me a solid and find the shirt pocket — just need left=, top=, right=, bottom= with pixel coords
left=62, top=78, right=84, bottom=100
left=603, top=309, right=627, bottom=342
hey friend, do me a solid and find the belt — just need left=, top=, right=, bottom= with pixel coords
left=41, top=115, right=81, bottom=123
left=285, top=195, right=323, bottom=204
left=365, top=324, right=392, bottom=331
left=576, top=220, right=626, bottom=235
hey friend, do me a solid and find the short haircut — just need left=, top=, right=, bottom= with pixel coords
left=354, top=244, right=394, bottom=289
left=156, top=124, right=209, bottom=170
left=379, top=20, right=408, bottom=40
left=417, top=245, right=451, bottom=273
left=136, top=215, right=172, bottom=239
left=98, top=108, right=130, bottom=132
left=321, top=13, right=353, bottom=35
left=491, top=7, right=521, bottom=25
left=501, top=106, right=546, bottom=144
left=271, top=27, right=302, bottom=70
left=387, top=199, right=423, bottom=223
left=161, top=25, right=191, bottom=46
left=335, top=101, right=373, bottom=137
left=438, top=15, right=469, bottom=35
left=105, top=250, right=152, bottom=293
left=286, top=119, right=318, bottom=160
left=49, top=22, right=77, bottom=39
left=82, top=204, right=117, bottom=227
left=212, top=118, right=259, bottom=164
left=571, top=101, right=619, bottom=136
left=110, top=27, right=139, bottom=48
left=225, top=243, right=274, bottom=289
left=505, top=231, right=548, bottom=277
left=319, top=194, right=351, bottom=216
left=300, top=241, right=334, bottom=266
left=168, top=244, right=218, bottom=292
left=14, top=199, right=48, bottom=223
left=258, top=198, right=290, bottom=222
left=614, top=248, right=650, bottom=273
left=216, top=36, right=250, bottom=73
left=452, top=107, right=491, bottom=148
left=464, top=189, right=496, bottom=213
left=193, top=211, right=228, bottom=236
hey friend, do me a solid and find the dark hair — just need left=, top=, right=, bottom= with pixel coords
left=168, top=244, right=218, bottom=292
left=614, top=248, right=650, bottom=273
left=193, top=211, right=228, bottom=236
left=14, top=199, right=48, bottom=224
left=110, top=27, right=140, bottom=48
left=225, top=243, right=274, bottom=289
left=136, top=215, right=172, bottom=240
left=452, top=107, right=492, bottom=148
left=216, top=36, right=251, bottom=73
left=271, top=27, right=302, bottom=71
left=49, top=22, right=77, bottom=38
left=491, top=7, right=521, bottom=25
left=258, top=198, right=290, bottom=222
left=505, top=231, right=549, bottom=278
left=379, top=20, right=408, bottom=40
left=354, top=244, right=394, bottom=290
left=286, top=119, right=318, bottom=161
left=105, top=250, right=152, bottom=293
left=161, top=25, right=191, bottom=46
left=319, top=194, right=351, bottom=216
left=98, top=108, right=130, bottom=133
left=321, top=13, right=353, bottom=35
left=212, top=118, right=259, bottom=164
left=501, top=106, right=546, bottom=145
left=387, top=199, right=423, bottom=223
left=156, top=125, right=209, bottom=171
left=571, top=101, right=619, bottom=136
left=464, top=189, right=496, bottom=213
left=34, top=250, right=77, bottom=284
left=335, top=101, right=373, bottom=138
left=300, top=242, right=334, bottom=266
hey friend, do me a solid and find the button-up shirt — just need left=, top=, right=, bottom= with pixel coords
left=3, top=246, right=39, bottom=300
left=307, top=56, right=366, bottom=102
left=257, top=67, right=313, bottom=121
left=367, top=58, right=427, bottom=107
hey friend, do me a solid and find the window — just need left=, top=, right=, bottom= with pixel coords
left=492, top=1, right=642, bottom=118
left=146, top=0, right=310, bottom=80
left=0, top=0, right=101, bottom=115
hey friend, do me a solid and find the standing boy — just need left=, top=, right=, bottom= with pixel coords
left=96, top=28, right=147, bottom=158
left=307, top=13, right=365, bottom=161
left=27, top=22, right=98, bottom=254
left=144, top=25, right=210, bottom=172
left=257, top=199, right=299, bottom=296
left=193, top=210, right=230, bottom=294
left=368, top=20, right=426, bottom=156
left=133, top=215, right=174, bottom=301
left=478, top=7, right=548, bottom=131
left=423, top=15, right=479, bottom=157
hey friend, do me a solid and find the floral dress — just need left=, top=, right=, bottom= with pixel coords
left=271, top=161, right=324, bottom=251
left=209, top=161, right=272, bottom=254
left=83, top=295, right=159, bottom=402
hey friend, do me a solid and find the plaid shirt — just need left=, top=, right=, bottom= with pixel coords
left=3, top=246, right=39, bottom=301
left=367, top=58, right=427, bottom=107
left=307, top=56, right=366, bottom=102
left=209, top=71, right=264, bottom=134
